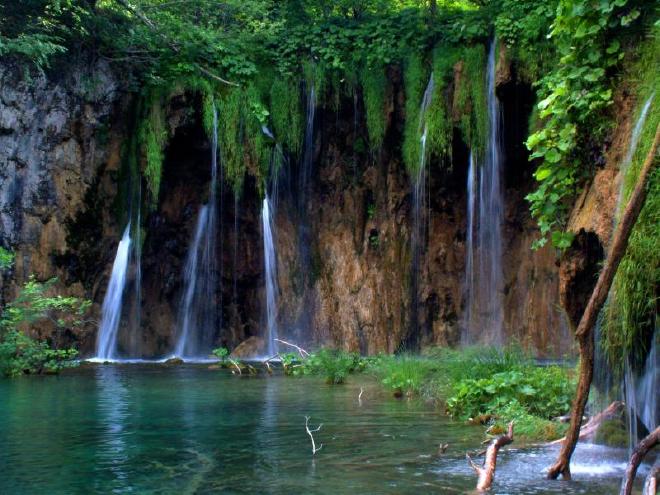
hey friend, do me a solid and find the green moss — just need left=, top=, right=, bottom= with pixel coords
left=361, top=65, right=387, bottom=152
left=217, top=89, right=245, bottom=195
left=270, top=78, right=303, bottom=155
left=245, top=84, right=272, bottom=194
left=602, top=31, right=660, bottom=372
left=593, top=418, right=627, bottom=447
left=137, top=87, right=168, bottom=209
left=402, top=52, right=431, bottom=172
left=426, top=46, right=461, bottom=162
left=454, top=45, right=487, bottom=157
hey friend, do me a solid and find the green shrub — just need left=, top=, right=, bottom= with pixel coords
left=0, top=247, right=14, bottom=270
left=212, top=347, right=229, bottom=363
left=0, top=329, right=78, bottom=377
left=446, top=366, right=574, bottom=420
left=0, top=262, right=89, bottom=377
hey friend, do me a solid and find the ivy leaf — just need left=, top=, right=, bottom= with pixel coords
left=551, top=231, right=575, bottom=249
left=545, top=148, right=562, bottom=163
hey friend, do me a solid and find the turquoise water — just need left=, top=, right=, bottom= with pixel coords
left=0, top=365, right=636, bottom=494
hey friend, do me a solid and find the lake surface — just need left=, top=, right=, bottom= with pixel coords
left=0, top=365, right=642, bottom=494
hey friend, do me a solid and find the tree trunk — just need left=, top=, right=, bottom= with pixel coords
left=620, top=427, right=659, bottom=495
left=467, top=421, right=514, bottom=490
left=547, top=124, right=660, bottom=480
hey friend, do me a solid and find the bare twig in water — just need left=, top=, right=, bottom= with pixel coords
left=358, top=387, right=364, bottom=405
left=275, top=339, right=310, bottom=358
left=438, top=443, right=449, bottom=454
left=466, top=421, right=514, bottom=491
left=305, top=416, right=323, bottom=455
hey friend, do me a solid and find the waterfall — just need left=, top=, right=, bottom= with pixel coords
left=409, top=72, right=435, bottom=346
left=617, top=93, right=655, bottom=211
left=262, top=196, right=279, bottom=356
left=96, top=224, right=132, bottom=360
left=174, top=106, right=219, bottom=359
left=463, top=40, right=505, bottom=346
left=299, top=83, right=316, bottom=209
left=619, top=93, right=656, bottom=451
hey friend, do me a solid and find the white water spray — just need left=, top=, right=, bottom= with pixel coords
left=262, top=196, right=279, bottom=356
left=96, top=224, right=132, bottom=360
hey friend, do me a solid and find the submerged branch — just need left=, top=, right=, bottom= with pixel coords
left=304, top=416, right=323, bottom=455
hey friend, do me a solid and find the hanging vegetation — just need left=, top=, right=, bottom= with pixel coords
left=360, top=65, right=387, bottom=152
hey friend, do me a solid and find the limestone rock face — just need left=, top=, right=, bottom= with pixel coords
left=1, top=56, right=617, bottom=359
left=0, top=60, right=126, bottom=354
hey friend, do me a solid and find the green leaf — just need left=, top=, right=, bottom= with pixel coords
left=545, top=148, right=562, bottom=163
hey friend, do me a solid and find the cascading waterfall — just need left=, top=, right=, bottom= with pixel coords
left=463, top=40, right=505, bottom=346
left=174, top=106, right=219, bottom=359
left=409, top=72, right=435, bottom=346
left=262, top=196, right=279, bottom=356
left=299, top=83, right=317, bottom=208
left=95, top=224, right=132, bottom=360
left=289, top=83, right=317, bottom=342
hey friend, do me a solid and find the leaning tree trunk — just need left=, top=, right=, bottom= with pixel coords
left=620, top=426, right=659, bottom=495
left=547, top=125, right=660, bottom=480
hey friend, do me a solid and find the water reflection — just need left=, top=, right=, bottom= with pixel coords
left=93, top=366, right=130, bottom=492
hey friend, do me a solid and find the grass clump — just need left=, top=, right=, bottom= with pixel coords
left=368, top=354, right=441, bottom=397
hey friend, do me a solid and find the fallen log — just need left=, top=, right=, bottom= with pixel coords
left=467, top=421, right=514, bottom=491
left=549, top=401, right=624, bottom=445
left=620, top=426, right=660, bottom=495
left=548, top=125, right=660, bottom=480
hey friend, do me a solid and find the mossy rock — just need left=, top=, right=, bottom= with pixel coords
left=593, top=419, right=628, bottom=447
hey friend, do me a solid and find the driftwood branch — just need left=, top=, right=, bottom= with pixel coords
left=548, top=124, right=660, bottom=480
left=112, top=0, right=238, bottom=86
left=549, top=401, right=624, bottom=445
left=621, top=427, right=660, bottom=495
left=304, top=416, right=323, bottom=455
left=275, top=339, right=310, bottom=358
left=466, top=421, right=514, bottom=491
left=643, top=465, right=659, bottom=495
left=228, top=358, right=242, bottom=375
